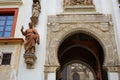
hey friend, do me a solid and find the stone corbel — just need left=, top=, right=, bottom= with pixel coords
left=24, top=53, right=37, bottom=69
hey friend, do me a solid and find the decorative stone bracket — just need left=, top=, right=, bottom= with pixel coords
left=24, top=53, right=37, bottom=69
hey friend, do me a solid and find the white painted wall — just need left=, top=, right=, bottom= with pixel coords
left=17, top=0, right=47, bottom=80
left=110, top=0, right=120, bottom=63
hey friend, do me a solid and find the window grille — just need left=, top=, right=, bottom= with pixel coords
left=1, top=53, right=12, bottom=65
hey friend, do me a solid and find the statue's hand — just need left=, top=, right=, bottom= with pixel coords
left=37, top=41, right=40, bottom=45
left=21, top=26, right=24, bottom=31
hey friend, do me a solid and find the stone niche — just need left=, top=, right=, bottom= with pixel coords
left=45, top=13, right=119, bottom=73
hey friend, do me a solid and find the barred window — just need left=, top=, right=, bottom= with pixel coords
left=1, top=53, right=12, bottom=65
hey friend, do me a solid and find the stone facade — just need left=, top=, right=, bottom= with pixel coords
left=0, top=0, right=120, bottom=80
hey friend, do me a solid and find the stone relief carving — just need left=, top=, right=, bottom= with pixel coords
left=21, top=22, right=40, bottom=68
left=64, top=0, right=93, bottom=6
left=31, top=0, right=41, bottom=26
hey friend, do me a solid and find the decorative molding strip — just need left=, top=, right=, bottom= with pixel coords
left=0, top=38, right=24, bottom=44
left=0, top=0, right=23, bottom=5
left=48, top=14, right=110, bottom=23
left=64, top=5, right=95, bottom=12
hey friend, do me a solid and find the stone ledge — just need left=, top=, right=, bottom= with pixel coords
left=0, top=0, right=23, bottom=5
left=48, top=14, right=111, bottom=23
left=0, top=38, right=24, bottom=44
left=59, top=12, right=102, bottom=15
left=64, top=5, right=95, bottom=12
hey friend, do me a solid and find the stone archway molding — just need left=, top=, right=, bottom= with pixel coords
left=45, top=14, right=119, bottom=75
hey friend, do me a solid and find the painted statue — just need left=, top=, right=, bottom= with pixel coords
left=31, top=0, right=41, bottom=26
left=21, top=22, right=40, bottom=54
left=32, top=1, right=41, bottom=18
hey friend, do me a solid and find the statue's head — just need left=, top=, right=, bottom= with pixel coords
left=33, top=0, right=40, bottom=3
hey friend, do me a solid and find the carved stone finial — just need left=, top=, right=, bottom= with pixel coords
left=21, top=22, right=40, bottom=68
left=31, top=0, right=41, bottom=26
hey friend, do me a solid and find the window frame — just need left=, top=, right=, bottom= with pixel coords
left=0, top=8, right=18, bottom=37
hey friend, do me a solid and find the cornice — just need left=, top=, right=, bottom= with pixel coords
left=0, top=38, right=24, bottom=44
left=0, top=0, right=23, bottom=6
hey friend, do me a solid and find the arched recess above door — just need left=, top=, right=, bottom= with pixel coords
left=58, top=33, right=104, bottom=74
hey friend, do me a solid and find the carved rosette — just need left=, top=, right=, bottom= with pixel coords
left=24, top=53, right=37, bottom=69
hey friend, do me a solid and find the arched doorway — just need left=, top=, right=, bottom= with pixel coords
left=57, top=33, right=107, bottom=80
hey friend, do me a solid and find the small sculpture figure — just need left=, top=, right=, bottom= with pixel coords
left=21, top=22, right=40, bottom=54
left=32, top=1, right=41, bottom=18
left=31, top=0, right=41, bottom=26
